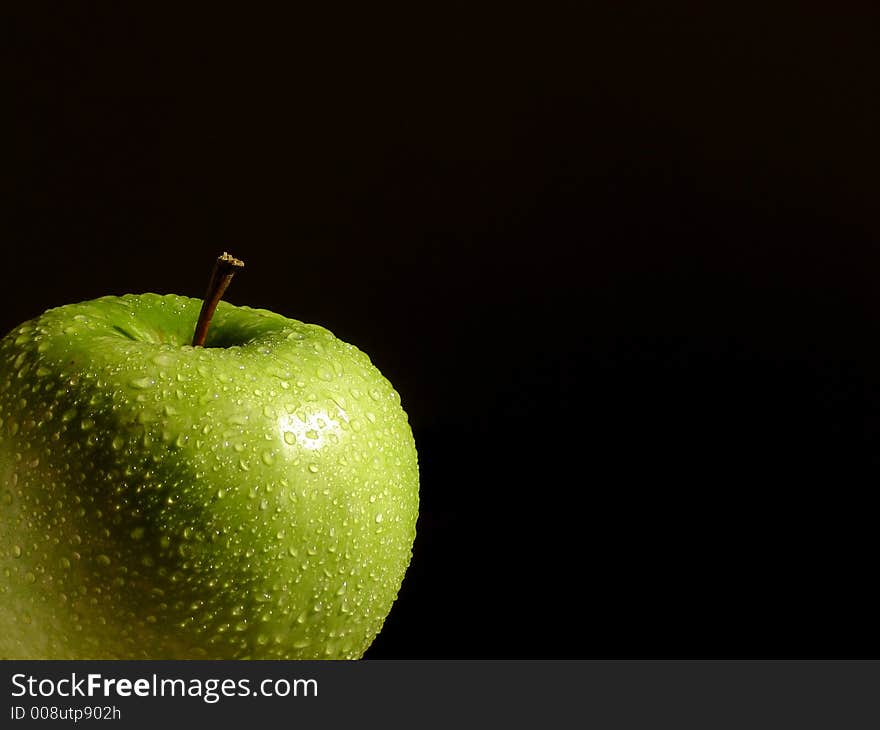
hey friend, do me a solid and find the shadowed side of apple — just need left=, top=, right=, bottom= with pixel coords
left=0, top=262, right=419, bottom=659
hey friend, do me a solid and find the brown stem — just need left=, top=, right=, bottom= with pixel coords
left=192, top=252, right=245, bottom=347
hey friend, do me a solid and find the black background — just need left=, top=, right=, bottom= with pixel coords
left=4, top=4, right=880, bottom=658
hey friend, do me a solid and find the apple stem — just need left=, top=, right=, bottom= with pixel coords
left=192, top=252, right=245, bottom=347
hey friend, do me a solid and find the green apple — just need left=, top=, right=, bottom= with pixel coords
left=0, top=284, right=418, bottom=658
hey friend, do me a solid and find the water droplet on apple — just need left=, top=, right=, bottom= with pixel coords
left=317, top=368, right=333, bottom=381
left=308, top=463, right=319, bottom=473
left=130, top=527, right=145, bottom=540
left=12, top=545, right=22, bottom=558
left=129, top=377, right=154, bottom=389
left=283, top=431, right=296, bottom=445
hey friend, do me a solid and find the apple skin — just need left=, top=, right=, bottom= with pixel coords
left=0, top=294, right=418, bottom=659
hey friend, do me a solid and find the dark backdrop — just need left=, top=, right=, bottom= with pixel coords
left=4, top=4, right=880, bottom=658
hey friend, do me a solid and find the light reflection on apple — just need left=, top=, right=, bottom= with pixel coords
left=278, top=409, right=343, bottom=451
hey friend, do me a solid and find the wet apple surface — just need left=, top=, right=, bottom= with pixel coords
left=0, top=293, right=419, bottom=658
